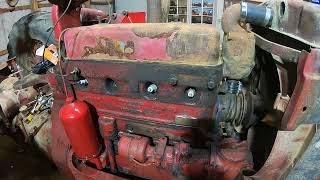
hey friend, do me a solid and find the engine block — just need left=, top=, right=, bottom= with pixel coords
left=50, top=23, right=253, bottom=180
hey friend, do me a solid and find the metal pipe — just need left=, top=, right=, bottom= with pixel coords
left=221, top=4, right=241, bottom=34
left=240, top=2, right=273, bottom=27
left=222, top=2, right=273, bottom=34
left=147, top=0, right=161, bottom=23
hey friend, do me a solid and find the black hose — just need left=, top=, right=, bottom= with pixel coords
left=240, top=2, right=273, bottom=27
left=221, top=2, right=273, bottom=34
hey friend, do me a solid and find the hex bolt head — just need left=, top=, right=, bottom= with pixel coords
left=169, top=76, right=178, bottom=86
left=77, top=79, right=88, bottom=86
left=186, top=88, right=196, bottom=98
left=147, top=84, right=158, bottom=93
left=207, top=80, right=215, bottom=90
left=70, top=67, right=81, bottom=76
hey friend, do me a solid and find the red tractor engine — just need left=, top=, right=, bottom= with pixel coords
left=50, top=23, right=254, bottom=180
left=5, top=0, right=320, bottom=179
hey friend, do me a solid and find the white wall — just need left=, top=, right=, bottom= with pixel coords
left=115, top=0, right=147, bottom=13
left=0, top=1, right=51, bottom=61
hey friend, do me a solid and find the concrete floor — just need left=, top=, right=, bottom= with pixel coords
left=0, top=135, right=67, bottom=180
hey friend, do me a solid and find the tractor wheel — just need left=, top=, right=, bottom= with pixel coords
left=7, top=11, right=55, bottom=73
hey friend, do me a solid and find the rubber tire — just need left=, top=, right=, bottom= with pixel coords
left=7, top=11, right=55, bottom=73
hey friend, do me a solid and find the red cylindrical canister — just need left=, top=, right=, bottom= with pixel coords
left=59, top=100, right=101, bottom=160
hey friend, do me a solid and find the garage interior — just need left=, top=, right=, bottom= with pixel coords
left=0, top=0, right=319, bottom=179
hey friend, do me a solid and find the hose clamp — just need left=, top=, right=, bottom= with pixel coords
left=240, top=2, right=248, bottom=22
left=263, top=7, right=273, bottom=26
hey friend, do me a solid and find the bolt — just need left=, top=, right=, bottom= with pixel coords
left=70, top=67, right=81, bottom=76
left=147, top=84, right=158, bottom=93
left=122, top=10, right=129, bottom=16
left=77, top=79, right=88, bottom=86
left=207, top=80, right=215, bottom=90
left=186, top=88, right=196, bottom=98
left=169, top=76, right=178, bottom=86
left=227, top=80, right=242, bottom=94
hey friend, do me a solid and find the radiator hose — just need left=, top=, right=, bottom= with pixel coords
left=222, top=2, right=273, bottom=34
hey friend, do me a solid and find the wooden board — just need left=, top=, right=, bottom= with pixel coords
left=0, top=50, right=8, bottom=56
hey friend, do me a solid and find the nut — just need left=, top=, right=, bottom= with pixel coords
left=207, top=80, right=215, bottom=90
left=147, top=84, right=158, bottom=93
left=186, top=88, right=196, bottom=98
left=169, top=76, right=178, bottom=86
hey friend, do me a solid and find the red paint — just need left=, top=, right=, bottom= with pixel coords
left=98, top=119, right=117, bottom=172
left=115, top=134, right=252, bottom=180
left=63, top=25, right=170, bottom=60
left=52, top=5, right=81, bottom=42
left=48, top=14, right=251, bottom=179
left=120, top=12, right=146, bottom=23
left=281, top=50, right=318, bottom=130
left=52, top=6, right=107, bottom=42
left=59, top=100, right=102, bottom=168
left=81, top=8, right=108, bottom=21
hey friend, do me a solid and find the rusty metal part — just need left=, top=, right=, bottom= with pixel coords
left=63, top=23, right=221, bottom=64
left=34, top=119, right=52, bottom=157
left=116, top=134, right=252, bottom=180
left=48, top=21, right=258, bottom=179
left=268, top=0, right=320, bottom=48
left=286, top=127, right=320, bottom=179
left=5, top=0, right=19, bottom=7
left=223, top=26, right=255, bottom=79
left=249, top=124, right=315, bottom=179
left=216, top=90, right=255, bottom=135
left=221, top=4, right=241, bottom=34
left=273, top=93, right=290, bottom=113
left=261, top=93, right=290, bottom=128
left=254, top=33, right=301, bottom=62
left=222, top=0, right=320, bottom=48
left=281, top=49, right=320, bottom=130
left=59, top=58, right=222, bottom=148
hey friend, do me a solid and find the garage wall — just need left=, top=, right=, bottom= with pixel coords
left=115, top=0, right=147, bottom=13
left=0, top=0, right=51, bottom=62
left=0, top=0, right=146, bottom=62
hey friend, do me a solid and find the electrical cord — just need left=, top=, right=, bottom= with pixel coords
left=57, top=28, right=72, bottom=97
left=33, top=0, right=73, bottom=74
left=105, top=0, right=112, bottom=24
left=42, top=0, right=73, bottom=62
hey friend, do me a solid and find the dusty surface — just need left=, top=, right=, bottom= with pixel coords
left=223, top=25, right=255, bottom=79
left=65, top=23, right=221, bottom=65
left=0, top=134, right=66, bottom=180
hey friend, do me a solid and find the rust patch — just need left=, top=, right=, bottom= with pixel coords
left=132, top=24, right=181, bottom=39
left=250, top=125, right=316, bottom=180
left=223, top=25, right=255, bottom=79
left=83, top=37, right=135, bottom=59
